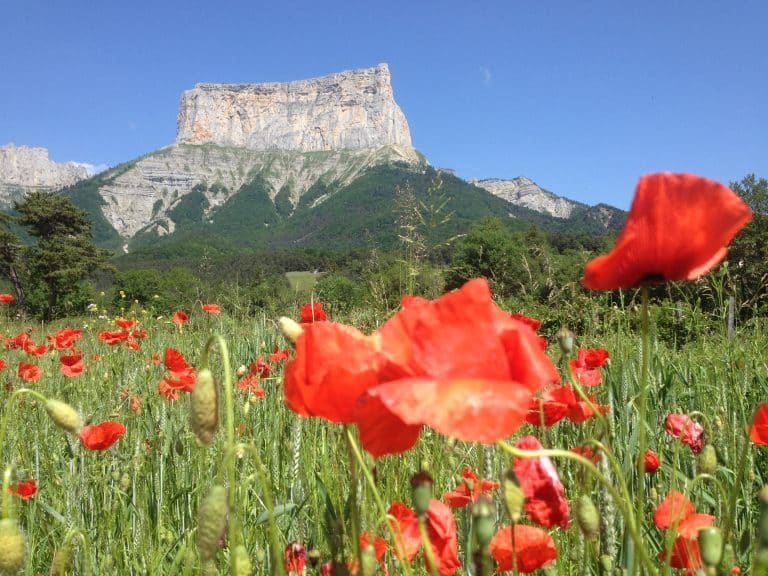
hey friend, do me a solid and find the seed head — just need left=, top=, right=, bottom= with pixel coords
left=698, top=526, right=723, bottom=568
left=0, top=519, right=27, bottom=575
left=233, top=545, right=252, bottom=576
left=190, top=368, right=218, bottom=447
left=279, top=317, right=303, bottom=344
left=697, top=445, right=718, bottom=475
left=45, top=400, right=82, bottom=434
left=197, top=485, right=228, bottom=562
left=575, top=495, right=600, bottom=540
left=410, top=470, right=434, bottom=517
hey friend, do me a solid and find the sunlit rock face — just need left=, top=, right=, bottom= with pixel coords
left=0, top=144, right=88, bottom=205
left=475, top=177, right=578, bottom=219
left=176, top=63, right=412, bottom=152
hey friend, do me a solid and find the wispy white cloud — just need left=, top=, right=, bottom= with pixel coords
left=479, top=66, right=492, bottom=86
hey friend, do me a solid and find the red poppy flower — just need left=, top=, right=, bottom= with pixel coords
left=17, top=362, right=41, bottom=382
left=97, top=330, right=130, bottom=345
left=513, top=435, right=569, bottom=529
left=115, top=318, right=136, bottom=329
left=653, top=490, right=713, bottom=539
left=60, top=354, right=86, bottom=377
left=5, top=332, right=29, bottom=350
left=353, top=280, right=559, bottom=457
left=249, top=356, right=271, bottom=378
left=510, top=313, right=541, bottom=332
left=172, top=310, right=188, bottom=326
left=157, top=347, right=196, bottom=399
left=8, top=479, right=36, bottom=500
left=489, top=524, right=557, bottom=573
left=570, top=445, right=600, bottom=463
left=526, top=384, right=608, bottom=427
left=79, top=421, right=126, bottom=450
left=388, top=500, right=460, bottom=576
left=750, top=404, right=768, bottom=445
left=644, top=449, right=661, bottom=473
left=659, top=536, right=702, bottom=572
left=0, top=359, right=5, bottom=370
left=131, top=328, right=147, bottom=339
left=299, top=301, right=327, bottom=323
left=47, top=327, right=82, bottom=350
left=130, top=395, right=141, bottom=413
left=22, top=340, right=47, bottom=356
left=443, top=467, right=500, bottom=508
left=237, top=373, right=265, bottom=397
left=0, top=293, right=14, bottom=303
left=665, top=413, right=705, bottom=454
left=569, top=347, right=609, bottom=386
left=582, top=173, right=753, bottom=290
left=269, top=344, right=291, bottom=363
left=201, top=303, right=220, bottom=314
left=349, top=532, right=389, bottom=576
left=285, top=541, right=307, bottom=574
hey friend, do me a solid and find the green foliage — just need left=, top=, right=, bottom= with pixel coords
left=168, top=186, right=210, bottom=226
left=314, top=272, right=364, bottom=315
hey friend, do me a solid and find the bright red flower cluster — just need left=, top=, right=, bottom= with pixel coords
left=79, top=421, right=126, bottom=450
left=665, top=413, right=704, bottom=454
left=299, top=301, right=327, bottom=323
left=0, top=293, right=14, bottom=303
left=8, top=479, right=36, bottom=500
left=513, top=436, right=569, bottom=528
left=47, top=327, right=82, bottom=350
left=158, top=347, right=197, bottom=400
left=654, top=490, right=714, bottom=572
left=526, top=384, right=609, bottom=428
left=443, top=467, right=499, bottom=508
left=60, top=353, right=86, bottom=377
left=489, top=524, right=557, bottom=573
left=284, top=279, right=559, bottom=457
left=201, top=303, right=220, bottom=314
left=569, top=347, right=609, bottom=386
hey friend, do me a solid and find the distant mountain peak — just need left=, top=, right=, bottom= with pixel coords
left=473, top=177, right=582, bottom=219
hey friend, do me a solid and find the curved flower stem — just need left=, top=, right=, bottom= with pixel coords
left=238, top=443, right=286, bottom=576
left=510, top=521, right=519, bottom=576
left=344, top=427, right=414, bottom=576
left=0, top=388, right=50, bottom=463
left=496, top=440, right=659, bottom=576
left=200, top=334, right=240, bottom=576
left=418, top=515, right=440, bottom=576
left=58, top=527, right=93, bottom=576
left=634, top=283, right=651, bottom=576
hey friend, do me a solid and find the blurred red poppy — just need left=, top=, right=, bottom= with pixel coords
left=299, top=301, right=327, bottom=323
left=658, top=536, right=702, bottom=572
left=23, top=340, right=47, bottom=356
left=249, top=356, right=271, bottom=378
left=644, top=449, right=660, bottom=473
left=97, top=330, right=130, bottom=345
left=750, top=404, right=768, bottom=445
left=8, top=479, right=36, bottom=500
left=158, top=347, right=196, bottom=399
left=201, top=303, right=220, bottom=314
left=237, top=373, right=265, bottom=398
left=569, top=347, right=609, bottom=386
left=388, top=500, right=460, bottom=576
left=665, top=414, right=704, bottom=454
left=285, top=541, right=307, bottom=574
left=5, top=332, right=29, bottom=350
left=350, top=531, right=389, bottom=576
left=526, top=384, right=608, bottom=428
left=513, top=435, right=569, bottom=529
left=17, top=362, right=41, bottom=382
left=130, top=395, right=141, bottom=413
left=172, top=310, right=188, bottom=326
left=79, top=421, right=126, bottom=450
left=0, top=293, right=14, bottom=303
left=60, top=354, right=86, bottom=377
left=115, top=318, right=135, bottom=329
left=489, top=524, right=557, bottom=573
left=47, top=327, right=82, bottom=350
left=0, top=359, right=5, bottom=370
left=570, top=445, right=600, bottom=464
left=269, top=344, right=291, bottom=363
left=653, top=490, right=713, bottom=539
left=443, top=467, right=499, bottom=508
left=582, top=173, right=753, bottom=290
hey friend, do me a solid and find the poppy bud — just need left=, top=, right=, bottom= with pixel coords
left=279, top=317, right=303, bottom=344
left=307, top=549, right=322, bottom=569
left=0, top=519, right=26, bottom=575
left=360, top=544, right=378, bottom=576
left=599, top=555, right=613, bottom=575
left=197, top=485, right=228, bottom=561
left=697, top=445, right=718, bottom=475
left=501, top=469, right=524, bottom=523
left=698, top=526, right=723, bottom=568
left=575, top=495, right=600, bottom=541
left=410, top=470, right=434, bottom=517
left=556, top=327, right=575, bottom=355
left=472, top=496, right=496, bottom=548
left=45, top=400, right=82, bottom=434
left=190, top=368, right=218, bottom=447
left=236, top=365, right=248, bottom=378
left=233, top=544, right=252, bottom=576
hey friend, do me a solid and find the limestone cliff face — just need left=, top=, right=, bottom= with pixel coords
left=0, top=144, right=88, bottom=205
left=474, top=177, right=579, bottom=219
left=176, top=64, right=412, bottom=152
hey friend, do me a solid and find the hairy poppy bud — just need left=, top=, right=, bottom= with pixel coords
left=50, top=542, right=72, bottom=576
left=697, top=445, right=718, bottom=475
left=0, top=519, right=26, bottom=575
left=410, top=470, right=434, bottom=517
left=556, top=328, right=575, bottom=355
left=233, top=544, right=252, bottom=576
left=197, top=485, right=228, bottom=562
left=698, top=526, right=723, bottom=568
left=576, top=495, right=600, bottom=540
left=599, top=555, right=613, bottom=575
left=236, top=365, right=247, bottom=378
left=190, top=368, right=218, bottom=446
left=472, top=496, right=496, bottom=548
left=279, top=317, right=303, bottom=344
left=502, top=469, right=524, bottom=523
left=45, top=400, right=82, bottom=434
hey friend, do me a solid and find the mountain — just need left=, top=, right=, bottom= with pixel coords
left=3, top=64, right=624, bottom=259
left=0, top=144, right=88, bottom=207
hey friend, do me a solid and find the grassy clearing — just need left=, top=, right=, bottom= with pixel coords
left=285, top=271, right=323, bottom=294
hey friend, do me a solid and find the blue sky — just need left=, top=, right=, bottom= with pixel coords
left=1, top=1, right=766, bottom=209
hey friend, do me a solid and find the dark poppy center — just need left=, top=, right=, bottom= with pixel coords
left=639, top=272, right=667, bottom=285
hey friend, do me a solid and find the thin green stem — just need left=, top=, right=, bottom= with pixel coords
left=496, top=440, right=659, bottom=576
left=723, top=432, right=751, bottom=544
left=345, top=426, right=364, bottom=575
left=0, top=388, right=50, bottom=463
left=635, top=283, right=651, bottom=576
left=418, top=514, right=440, bottom=576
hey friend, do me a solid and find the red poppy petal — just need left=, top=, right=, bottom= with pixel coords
left=678, top=513, right=714, bottom=540
left=513, top=436, right=569, bottom=529
left=583, top=173, right=752, bottom=289
left=368, top=377, right=532, bottom=444
left=490, top=525, right=557, bottom=573
left=424, top=500, right=461, bottom=576
left=388, top=502, right=421, bottom=562
left=354, top=393, right=421, bottom=458
left=750, top=404, right=768, bottom=445
left=653, top=490, right=694, bottom=530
